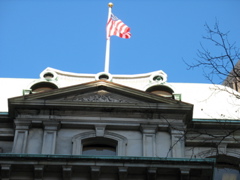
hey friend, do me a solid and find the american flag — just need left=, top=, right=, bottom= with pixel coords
left=106, top=13, right=131, bottom=39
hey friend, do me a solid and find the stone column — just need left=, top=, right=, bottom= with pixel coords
left=170, top=129, right=185, bottom=158
left=12, top=120, right=31, bottom=153
left=140, top=124, right=157, bottom=157
left=41, top=122, right=59, bottom=154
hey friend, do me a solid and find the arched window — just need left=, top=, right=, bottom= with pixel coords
left=72, top=131, right=127, bottom=156
left=209, top=155, right=240, bottom=180
left=215, top=168, right=240, bottom=180
left=82, top=137, right=117, bottom=156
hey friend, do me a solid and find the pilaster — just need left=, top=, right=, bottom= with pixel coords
left=12, top=120, right=31, bottom=153
left=140, top=124, right=158, bottom=157
left=170, top=129, right=185, bottom=158
left=41, top=122, right=60, bottom=154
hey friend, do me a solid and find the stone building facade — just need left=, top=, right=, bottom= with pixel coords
left=0, top=67, right=240, bottom=179
left=223, top=60, right=240, bottom=93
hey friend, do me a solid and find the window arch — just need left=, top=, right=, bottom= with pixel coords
left=208, top=155, right=240, bottom=180
left=215, top=168, right=240, bottom=180
left=72, top=131, right=127, bottom=156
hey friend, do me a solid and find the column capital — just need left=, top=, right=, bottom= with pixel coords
left=169, top=129, right=185, bottom=136
left=43, top=121, right=60, bottom=130
left=14, top=120, right=31, bottom=130
left=140, top=124, right=158, bottom=134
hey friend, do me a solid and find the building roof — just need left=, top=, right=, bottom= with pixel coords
left=1, top=67, right=240, bottom=120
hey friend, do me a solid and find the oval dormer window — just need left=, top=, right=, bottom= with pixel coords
left=43, top=72, right=54, bottom=80
left=95, top=72, right=112, bottom=81
left=146, top=85, right=174, bottom=98
left=31, top=82, right=58, bottom=93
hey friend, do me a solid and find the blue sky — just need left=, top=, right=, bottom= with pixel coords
left=0, top=0, right=239, bottom=83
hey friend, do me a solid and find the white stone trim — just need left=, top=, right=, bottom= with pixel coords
left=95, top=72, right=113, bottom=81
left=149, top=71, right=167, bottom=84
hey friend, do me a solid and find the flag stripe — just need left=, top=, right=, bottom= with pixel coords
left=106, top=13, right=131, bottom=39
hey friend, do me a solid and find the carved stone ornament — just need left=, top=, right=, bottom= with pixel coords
left=63, top=90, right=140, bottom=103
left=73, top=94, right=129, bottom=103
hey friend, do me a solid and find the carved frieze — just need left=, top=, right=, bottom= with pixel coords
left=73, top=94, right=128, bottom=103
left=63, top=90, right=140, bottom=103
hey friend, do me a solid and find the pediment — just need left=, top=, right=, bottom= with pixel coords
left=10, top=80, right=180, bottom=103
left=8, top=80, right=193, bottom=118
left=57, top=90, right=142, bottom=103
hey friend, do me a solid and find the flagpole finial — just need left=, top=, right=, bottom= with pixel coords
left=108, top=2, right=113, bottom=8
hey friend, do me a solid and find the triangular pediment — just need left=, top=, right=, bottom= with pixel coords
left=56, top=90, right=143, bottom=103
left=8, top=80, right=193, bottom=119
left=10, top=80, right=181, bottom=103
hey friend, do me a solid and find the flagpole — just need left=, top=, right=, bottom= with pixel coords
left=104, top=2, right=113, bottom=73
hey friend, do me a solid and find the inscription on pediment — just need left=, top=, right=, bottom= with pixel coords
left=62, top=90, right=141, bottom=103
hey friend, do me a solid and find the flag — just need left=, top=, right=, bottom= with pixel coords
left=106, top=13, right=131, bottom=39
